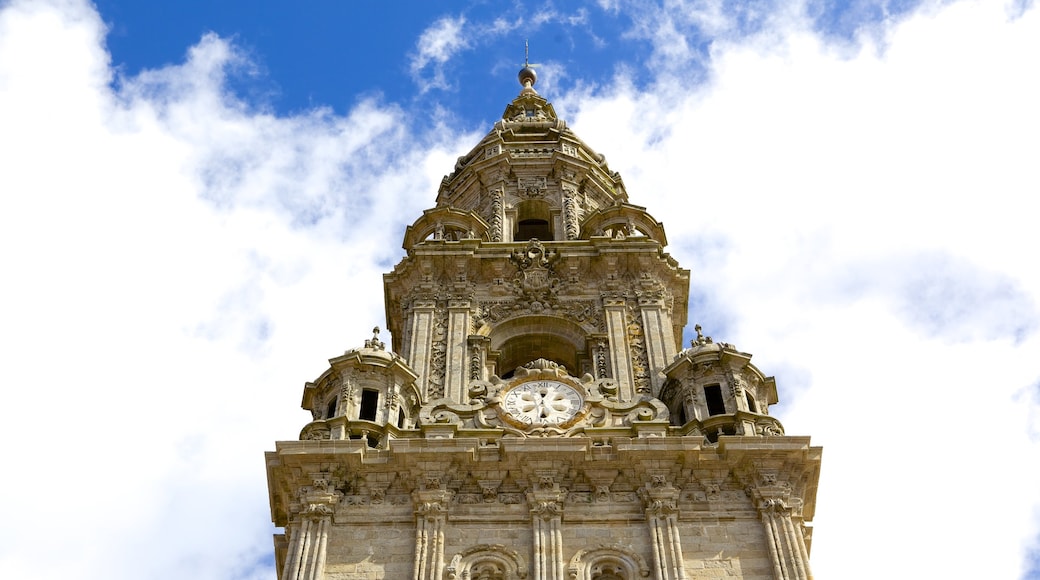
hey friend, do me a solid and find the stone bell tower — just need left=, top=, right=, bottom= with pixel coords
left=266, top=64, right=822, bottom=580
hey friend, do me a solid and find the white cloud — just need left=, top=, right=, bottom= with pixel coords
left=564, top=0, right=1040, bottom=577
left=0, top=1, right=470, bottom=579
left=408, top=4, right=597, bottom=93
left=410, top=16, right=470, bottom=91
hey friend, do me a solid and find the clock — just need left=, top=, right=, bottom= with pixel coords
left=501, top=380, right=584, bottom=427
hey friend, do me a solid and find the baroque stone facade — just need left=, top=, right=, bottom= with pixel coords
left=266, top=65, right=822, bottom=580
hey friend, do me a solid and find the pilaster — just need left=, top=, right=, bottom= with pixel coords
left=280, top=478, right=340, bottom=580
left=412, top=487, right=454, bottom=580
left=406, top=298, right=438, bottom=399
left=443, top=297, right=472, bottom=402
left=640, top=479, right=687, bottom=580
left=637, top=294, right=677, bottom=395
left=527, top=478, right=566, bottom=580
left=602, top=296, right=635, bottom=401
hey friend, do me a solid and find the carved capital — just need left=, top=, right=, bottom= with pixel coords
left=304, top=502, right=335, bottom=521
left=757, top=497, right=791, bottom=515
left=639, top=479, right=680, bottom=517
left=530, top=499, right=563, bottom=520
left=643, top=497, right=678, bottom=517
left=413, top=489, right=455, bottom=517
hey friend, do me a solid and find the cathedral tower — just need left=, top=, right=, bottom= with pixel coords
left=266, top=66, right=822, bottom=580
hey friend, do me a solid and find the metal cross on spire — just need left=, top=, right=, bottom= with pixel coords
left=523, top=40, right=541, bottom=68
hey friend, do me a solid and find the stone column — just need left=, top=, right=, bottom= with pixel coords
left=412, top=489, right=453, bottom=580
left=281, top=503, right=335, bottom=580
left=641, top=481, right=687, bottom=580
left=757, top=498, right=813, bottom=580
left=529, top=498, right=564, bottom=580
left=528, top=479, right=566, bottom=580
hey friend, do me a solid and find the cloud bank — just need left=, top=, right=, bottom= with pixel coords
left=560, top=1, right=1040, bottom=577
left=0, top=2, right=467, bottom=579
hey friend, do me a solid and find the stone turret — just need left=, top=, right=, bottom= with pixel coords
left=660, top=325, right=783, bottom=443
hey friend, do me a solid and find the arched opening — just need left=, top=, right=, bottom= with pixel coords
left=515, top=199, right=553, bottom=241
left=745, top=392, right=758, bottom=413
left=498, top=334, right=577, bottom=378
left=470, top=561, right=506, bottom=580
left=591, top=563, right=626, bottom=580
left=568, top=548, right=648, bottom=580
left=488, top=316, right=587, bottom=378
left=447, top=545, right=526, bottom=580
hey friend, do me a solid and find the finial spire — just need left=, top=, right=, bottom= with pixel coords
left=692, top=324, right=713, bottom=347
left=364, top=326, right=385, bottom=350
left=518, top=40, right=538, bottom=92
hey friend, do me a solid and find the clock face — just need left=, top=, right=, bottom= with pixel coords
left=502, top=380, right=584, bottom=427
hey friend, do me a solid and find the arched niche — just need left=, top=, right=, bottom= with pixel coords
left=567, top=545, right=651, bottom=579
left=445, top=544, right=528, bottom=580
left=514, top=198, right=554, bottom=241
left=486, top=315, right=588, bottom=378
left=579, top=204, right=668, bottom=245
left=401, top=207, right=490, bottom=249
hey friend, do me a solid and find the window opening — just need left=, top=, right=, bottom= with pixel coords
left=591, top=563, right=627, bottom=580
left=471, top=562, right=505, bottom=580
left=326, top=397, right=337, bottom=419
left=745, top=392, right=757, bottom=413
left=397, top=407, right=406, bottom=428
left=704, top=384, right=726, bottom=416
left=359, top=389, right=379, bottom=421
left=677, top=404, right=688, bottom=425
left=517, top=218, right=551, bottom=241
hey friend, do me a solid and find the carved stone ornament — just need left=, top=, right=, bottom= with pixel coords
left=428, top=310, right=448, bottom=398
left=531, top=499, right=563, bottom=519
left=518, top=176, right=548, bottom=197
left=301, top=425, right=331, bottom=440
left=511, top=239, right=558, bottom=292
left=305, top=503, right=334, bottom=516
left=474, top=298, right=603, bottom=332
left=420, top=367, right=669, bottom=438
left=626, top=307, right=652, bottom=394
left=489, top=188, right=504, bottom=242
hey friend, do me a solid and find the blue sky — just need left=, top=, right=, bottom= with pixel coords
left=96, top=0, right=632, bottom=123
left=92, top=1, right=929, bottom=125
left=1, top=1, right=1039, bottom=579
